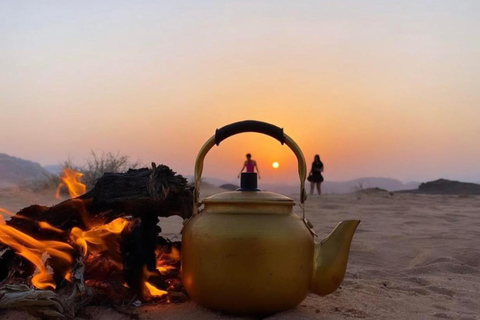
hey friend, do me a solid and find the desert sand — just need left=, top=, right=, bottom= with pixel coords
left=1, top=185, right=479, bottom=319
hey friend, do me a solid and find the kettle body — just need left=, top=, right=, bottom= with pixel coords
left=182, top=191, right=314, bottom=314
left=181, top=120, right=359, bottom=315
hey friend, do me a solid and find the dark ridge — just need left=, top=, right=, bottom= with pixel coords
left=397, top=178, right=480, bottom=195
left=220, top=183, right=238, bottom=191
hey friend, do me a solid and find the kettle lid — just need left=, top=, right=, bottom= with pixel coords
left=203, top=172, right=294, bottom=206
left=202, top=190, right=294, bottom=206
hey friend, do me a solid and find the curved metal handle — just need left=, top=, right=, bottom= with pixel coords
left=215, top=120, right=285, bottom=145
left=194, top=120, right=308, bottom=218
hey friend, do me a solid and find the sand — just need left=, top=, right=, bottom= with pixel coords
left=1, top=186, right=479, bottom=319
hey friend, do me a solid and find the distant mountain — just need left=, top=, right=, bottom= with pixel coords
left=184, top=175, right=237, bottom=186
left=259, top=178, right=419, bottom=195
left=43, top=164, right=62, bottom=175
left=220, top=183, right=238, bottom=191
left=194, top=176, right=418, bottom=195
left=0, top=153, right=50, bottom=187
left=414, top=179, right=480, bottom=195
left=404, top=181, right=422, bottom=190
left=323, top=177, right=420, bottom=194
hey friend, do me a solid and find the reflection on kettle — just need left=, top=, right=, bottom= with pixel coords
left=181, top=120, right=360, bottom=315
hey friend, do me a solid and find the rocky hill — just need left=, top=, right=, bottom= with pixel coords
left=0, top=153, right=49, bottom=187
left=416, top=179, right=480, bottom=195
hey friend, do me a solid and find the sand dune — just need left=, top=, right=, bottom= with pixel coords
left=1, top=187, right=479, bottom=319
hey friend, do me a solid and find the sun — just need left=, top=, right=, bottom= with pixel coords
left=272, top=162, right=279, bottom=169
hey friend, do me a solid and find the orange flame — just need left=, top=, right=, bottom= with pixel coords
left=157, top=265, right=177, bottom=275
left=38, top=221, right=64, bottom=233
left=144, top=281, right=168, bottom=298
left=140, top=246, right=182, bottom=300
left=2, top=196, right=182, bottom=299
left=142, top=266, right=169, bottom=299
left=70, top=218, right=129, bottom=256
left=64, top=271, right=73, bottom=282
left=169, top=247, right=180, bottom=260
left=56, top=168, right=86, bottom=199
left=156, top=247, right=181, bottom=275
left=0, top=215, right=130, bottom=289
left=0, top=207, right=14, bottom=217
left=0, top=223, right=73, bottom=289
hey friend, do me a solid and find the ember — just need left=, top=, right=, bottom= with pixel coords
left=0, top=164, right=191, bottom=318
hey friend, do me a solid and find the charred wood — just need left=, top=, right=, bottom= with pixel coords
left=5, top=164, right=192, bottom=238
left=0, top=164, right=190, bottom=308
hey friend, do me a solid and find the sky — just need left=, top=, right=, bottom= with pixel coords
left=1, top=1, right=480, bottom=185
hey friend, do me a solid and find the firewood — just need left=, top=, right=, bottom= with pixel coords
left=5, top=164, right=192, bottom=238
left=0, top=163, right=190, bottom=317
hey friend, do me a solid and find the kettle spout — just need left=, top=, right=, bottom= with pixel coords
left=311, top=220, right=360, bottom=296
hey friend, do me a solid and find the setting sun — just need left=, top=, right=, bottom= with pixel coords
left=272, top=162, right=279, bottom=169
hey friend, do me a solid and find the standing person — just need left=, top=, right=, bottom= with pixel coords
left=308, top=154, right=324, bottom=195
left=238, top=153, right=261, bottom=179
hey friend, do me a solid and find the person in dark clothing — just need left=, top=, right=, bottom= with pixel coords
left=308, top=154, right=324, bottom=195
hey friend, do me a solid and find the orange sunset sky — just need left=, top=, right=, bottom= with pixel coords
left=1, top=1, right=479, bottom=184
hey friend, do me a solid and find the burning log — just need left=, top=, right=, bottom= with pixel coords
left=7, top=163, right=192, bottom=235
left=0, top=163, right=190, bottom=318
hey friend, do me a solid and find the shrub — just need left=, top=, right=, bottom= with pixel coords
left=28, top=151, right=141, bottom=192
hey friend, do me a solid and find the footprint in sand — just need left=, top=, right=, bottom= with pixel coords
left=334, top=307, right=367, bottom=319
left=403, top=276, right=431, bottom=286
left=432, top=304, right=449, bottom=311
left=394, top=276, right=455, bottom=297
left=386, top=283, right=430, bottom=296
left=405, top=256, right=480, bottom=275
left=427, top=285, right=455, bottom=297
left=453, top=251, right=480, bottom=268
left=433, top=312, right=454, bottom=319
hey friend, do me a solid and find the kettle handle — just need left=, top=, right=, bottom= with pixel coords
left=194, top=120, right=308, bottom=218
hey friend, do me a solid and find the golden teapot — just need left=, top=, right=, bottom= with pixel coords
left=181, top=120, right=360, bottom=315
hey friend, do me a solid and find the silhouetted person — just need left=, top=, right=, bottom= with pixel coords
left=308, top=154, right=324, bottom=195
left=238, top=153, right=260, bottom=179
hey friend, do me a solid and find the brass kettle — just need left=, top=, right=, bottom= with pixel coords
left=181, top=120, right=360, bottom=315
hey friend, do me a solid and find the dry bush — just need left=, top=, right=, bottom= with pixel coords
left=81, top=151, right=141, bottom=188
left=20, top=171, right=59, bottom=191
left=352, top=181, right=366, bottom=193
left=28, top=151, right=141, bottom=192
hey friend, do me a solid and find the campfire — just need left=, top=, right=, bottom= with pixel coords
left=0, top=164, right=191, bottom=318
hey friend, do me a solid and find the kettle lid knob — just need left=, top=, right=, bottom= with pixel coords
left=237, top=172, right=260, bottom=191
